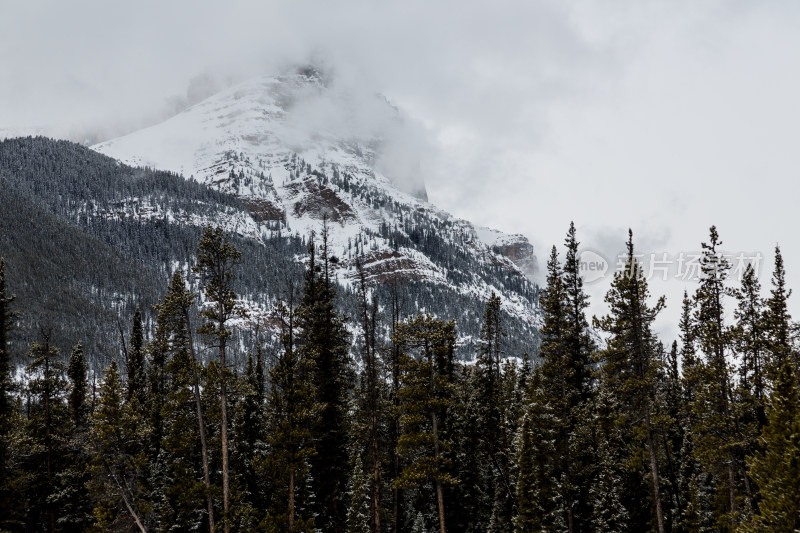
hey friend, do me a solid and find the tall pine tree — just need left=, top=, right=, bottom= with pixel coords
left=394, top=315, right=458, bottom=533
left=193, top=225, right=247, bottom=533
left=295, top=226, right=352, bottom=533
left=594, top=230, right=667, bottom=532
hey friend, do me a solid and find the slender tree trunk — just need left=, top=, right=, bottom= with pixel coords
left=221, top=366, right=230, bottom=533
left=219, top=296, right=231, bottom=533
left=289, top=468, right=295, bottom=533
left=116, top=480, right=148, bottom=533
left=432, top=412, right=446, bottom=533
left=372, top=433, right=381, bottom=533
left=645, top=412, right=665, bottom=533
left=97, top=449, right=148, bottom=533
left=45, top=354, right=55, bottom=533
left=392, top=438, right=400, bottom=533
left=390, top=286, right=401, bottom=533
left=727, top=459, right=737, bottom=518
left=185, top=312, right=215, bottom=533
left=740, top=461, right=754, bottom=511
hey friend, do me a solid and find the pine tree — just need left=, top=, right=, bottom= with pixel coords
left=732, top=265, right=767, bottom=427
left=514, top=366, right=564, bottom=533
left=233, top=352, right=267, bottom=527
left=394, top=314, right=458, bottom=533
left=0, top=257, right=16, bottom=515
left=354, top=258, right=384, bottom=533
left=688, top=226, right=744, bottom=528
left=562, top=222, right=596, bottom=400
left=763, top=245, right=795, bottom=382
left=594, top=230, right=666, bottom=532
left=154, top=270, right=216, bottom=532
left=589, top=385, right=631, bottom=533
left=193, top=225, right=247, bottom=533
left=127, top=307, right=147, bottom=406
left=659, top=340, right=687, bottom=530
left=295, top=227, right=352, bottom=533
left=729, top=264, right=763, bottom=515
left=25, top=332, right=70, bottom=532
left=677, top=294, right=716, bottom=533
left=346, top=454, right=372, bottom=533
left=537, top=237, right=594, bottom=532
left=67, top=342, right=88, bottom=427
left=472, top=292, right=515, bottom=532
left=54, top=341, right=93, bottom=531
left=561, top=223, right=597, bottom=531
left=0, top=257, right=17, bottom=526
left=160, top=338, right=208, bottom=531
left=90, top=361, right=150, bottom=532
left=739, top=360, right=800, bottom=531
left=260, top=298, right=320, bottom=533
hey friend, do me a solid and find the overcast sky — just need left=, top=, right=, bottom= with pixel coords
left=3, top=0, right=800, bottom=338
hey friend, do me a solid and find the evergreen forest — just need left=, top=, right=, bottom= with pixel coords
left=1, top=221, right=799, bottom=533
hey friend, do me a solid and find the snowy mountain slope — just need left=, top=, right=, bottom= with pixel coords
left=93, top=67, right=542, bottom=346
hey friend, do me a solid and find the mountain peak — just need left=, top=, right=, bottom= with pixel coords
left=91, top=72, right=541, bottom=350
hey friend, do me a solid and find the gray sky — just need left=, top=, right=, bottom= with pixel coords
left=3, top=0, right=800, bottom=338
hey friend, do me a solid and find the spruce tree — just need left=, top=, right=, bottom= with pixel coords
left=260, top=300, right=319, bottom=533
left=154, top=270, right=216, bottom=532
left=54, top=341, right=93, bottom=531
left=732, top=264, right=767, bottom=427
left=0, top=257, right=16, bottom=525
left=473, top=292, right=511, bottom=532
left=394, top=314, right=458, bottom=533
left=514, top=366, right=564, bottom=533
left=346, top=454, right=372, bottom=533
left=537, top=237, right=594, bottom=532
left=295, top=227, right=352, bottom=533
left=688, top=226, right=744, bottom=527
left=561, top=222, right=597, bottom=531
left=353, top=258, right=384, bottom=533
left=67, top=342, right=89, bottom=427
left=193, top=225, right=246, bottom=533
left=233, top=352, right=267, bottom=527
left=160, top=337, right=208, bottom=530
left=562, top=222, right=596, bottom=399
left=25, top=333, right=70, bottom=532
left=589, top=385, right=631, bottom=533
left=594, top=230, right=666, bottom=532
left=127, top=307, right=147, bottom=406
left=90, top=361, right=150, bottom=532
left=0, top=257, right=16, bottom=502
left=763, top=245, right=795, bottom=382
left=739, top=360, right=800, bottom=531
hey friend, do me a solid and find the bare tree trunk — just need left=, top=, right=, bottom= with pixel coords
left=390, top=284, right=401, bottom=533
left=645, top=412, right=665, bottom=533
left=221, top=364, right=230, bottom=533
left=373, top=433, right=382, bottom=533
left=219, top=296, right=231, bottom=533
left=432, top=412, right=446, bottom=533
left=116, top=481, right=148, bottom=533
left=728, top=459, right=737, bottom=518
left=185, top=311, right=215, bottom=533
left=96, top=449, right=148, bottom=533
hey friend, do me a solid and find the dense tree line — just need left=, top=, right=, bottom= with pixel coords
left=2, top=217, right=799, bottom=532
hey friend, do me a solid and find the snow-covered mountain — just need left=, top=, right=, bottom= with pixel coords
left=93, top=67, right=541, bottom=349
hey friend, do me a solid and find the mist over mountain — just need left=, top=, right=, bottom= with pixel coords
left=0, top=65, right=542, bottom=366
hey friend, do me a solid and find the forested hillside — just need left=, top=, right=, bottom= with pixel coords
left=0, top=137, right=540, bottom=366
left=0, top=220, right=798, bottom=532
